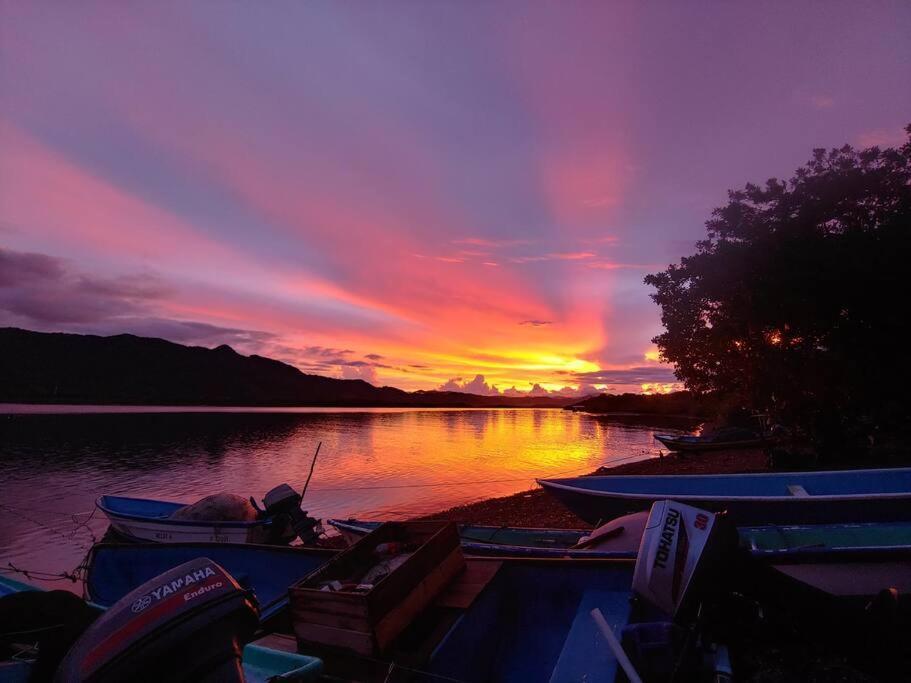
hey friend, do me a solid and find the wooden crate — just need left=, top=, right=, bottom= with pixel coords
left=289, top=520, right=465, bottom=656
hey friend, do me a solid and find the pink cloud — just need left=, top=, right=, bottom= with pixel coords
left=857, top=128, right=908, bottom=148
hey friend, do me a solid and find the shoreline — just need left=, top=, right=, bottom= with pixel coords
left=417, top=448, right=770, bottom=528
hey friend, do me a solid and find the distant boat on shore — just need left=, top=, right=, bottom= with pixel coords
left=655, top=427, right=768, bottom=452
left=537, top=467, right=911, bottom=525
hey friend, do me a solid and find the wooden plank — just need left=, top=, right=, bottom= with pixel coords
left=369, top=522, right=462, bottom=617
left=291, top=604, right=372, bottom=631
left=251, top=632, right=298, bottom=654
left=289, top=588, right=367, bottom=612
left=435, top=559, right=502, bottom=609
left=293, top=621, right=376, bottom=657
left=373, top=547, right=466, bottom=652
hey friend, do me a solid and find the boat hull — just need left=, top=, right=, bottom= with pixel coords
left=655, top=434, right=768, bottom=452
left=539, top=471, right=911, bottom=526
left=96, top=495, right=285, bottom=544
left=104, top=517, right=261, bottom=543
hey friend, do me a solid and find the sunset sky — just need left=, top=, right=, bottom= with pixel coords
left=1, top=2, right=909, bottom=395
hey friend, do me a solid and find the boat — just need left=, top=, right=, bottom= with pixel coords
left=0, top=574, right=38, bottom=598
left=425, top=558, right=639, bottom=683
left=329, top=517, right=641, bottom=558
left=537, top=467, right=911, bottom=525
left=85, top=542, right=336, bottom=623
left=655, top=429, right=767, bottom=452
left=331, top=516, right=911, bottom=562
left=0, top=572, right=325, bottom=682
left=96, top=483, right=321, bottom=544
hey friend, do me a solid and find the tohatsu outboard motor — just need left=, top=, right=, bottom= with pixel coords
left=623, top=501, right=740, bottom=681
left=259, top=483, right=322, bottom=545
left=55, top=558, right=259, bottom=682
left=632, top=499, right=739, bottom=620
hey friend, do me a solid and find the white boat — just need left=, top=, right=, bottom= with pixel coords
left=96, top=484, right=321, bottom=544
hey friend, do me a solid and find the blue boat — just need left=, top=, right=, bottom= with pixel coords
left=426, top=559, right=638, bottom=683
left=85, top=542, right=335, bottom=623
left=0, top=573, right=325, bottom=682
left=538, top=467, right=911, bottom=525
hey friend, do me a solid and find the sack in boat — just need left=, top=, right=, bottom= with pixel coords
left=170, top=493, right=258, bottom=522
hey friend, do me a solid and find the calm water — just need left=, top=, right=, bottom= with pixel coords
left=0, top=406, right=683, bottom=587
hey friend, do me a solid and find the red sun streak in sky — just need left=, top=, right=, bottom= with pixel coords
left=1, top=3, right=909, bottom=394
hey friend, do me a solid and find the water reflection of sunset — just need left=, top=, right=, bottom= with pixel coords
left=1, top=409, right=681, bottom=581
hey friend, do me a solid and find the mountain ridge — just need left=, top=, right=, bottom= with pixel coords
left=0, top=327, right=582, bottom=408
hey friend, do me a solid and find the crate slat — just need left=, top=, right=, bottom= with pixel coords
left=289, top=520, right=465, bottom=656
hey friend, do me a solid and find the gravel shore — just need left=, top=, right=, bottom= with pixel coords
left=418, top=448, right=770, bottom=527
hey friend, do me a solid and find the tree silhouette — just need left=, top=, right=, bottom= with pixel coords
left=645, top=126, right=911, bottom=444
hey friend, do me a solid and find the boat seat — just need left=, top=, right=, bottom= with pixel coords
left=787, top=485, right=810, bottom=497
left=548, top=590, right=631, bottom=683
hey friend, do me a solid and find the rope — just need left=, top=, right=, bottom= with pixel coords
left=1, top=563, right=81, bottom=583
left=0, top=505, right=96, bottom=518
left=0, top=503, right=100, bottom=554
left=0, top=503, right=88, bottom=547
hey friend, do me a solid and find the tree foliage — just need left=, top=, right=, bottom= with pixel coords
left=645, top=126, right=911, bottom=433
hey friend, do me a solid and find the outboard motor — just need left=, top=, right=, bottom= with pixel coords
left=55, top=558, right=258, bottom=682
left=632, top=499, right=738, bottom=620
left=623, top=501, right=739, bottom=681
left=261, top=483, right=322, bottom=544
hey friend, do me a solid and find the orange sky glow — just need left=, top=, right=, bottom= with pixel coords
left=2, top=3, right=907, bottom=395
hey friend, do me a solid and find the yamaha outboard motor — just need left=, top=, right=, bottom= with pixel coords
left=261, top=483, right=322, bottom=544
left=55, top=558, right=258, bottom=682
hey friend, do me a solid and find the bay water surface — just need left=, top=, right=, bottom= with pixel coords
left=0, top=406, right=684, bottom=587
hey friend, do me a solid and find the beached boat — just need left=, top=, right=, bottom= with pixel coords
left=655, top=432, right=767, bottom=452
left=96, top=483, right=321, bottom=545
left=329, top=517, right=642, bottom=558
left=0, top=572, right=325, bottom=682
left=331, top=516, right=911, bottom=562
left=97, top=495, right=273, bottom=543
left=537, top=467, right=911, bottom=525
left=85, top=542, right=335, bottom=623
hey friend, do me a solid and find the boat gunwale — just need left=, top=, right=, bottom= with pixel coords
left=327, top=518, right=590, bottom=536
left=95, top=495, right=272, bottom=529
left=537, top=466, right=911, bottom=503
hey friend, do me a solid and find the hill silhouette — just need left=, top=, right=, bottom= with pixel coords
left=0, top=328, right=579, bottom=408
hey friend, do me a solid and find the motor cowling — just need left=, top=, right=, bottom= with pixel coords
left=262, top=483, right=322, bottom=544
left=55, top=558, right=258, bottom=683
left=632, top=499, right=738, bottom=620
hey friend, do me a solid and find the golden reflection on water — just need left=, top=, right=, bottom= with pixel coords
left=0, top=407, right=679, bottom=581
